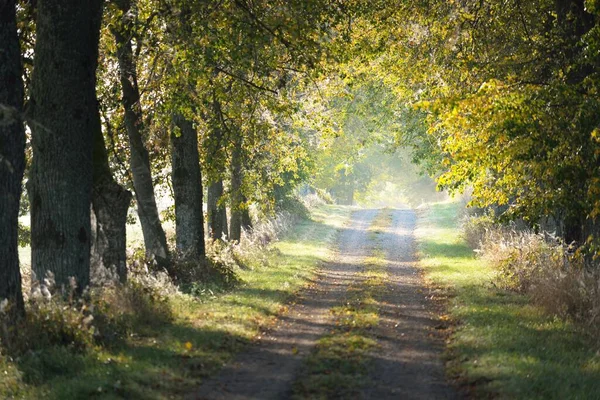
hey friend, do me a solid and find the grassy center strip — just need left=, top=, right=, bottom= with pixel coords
left=292, top=209, right=393, bottom=399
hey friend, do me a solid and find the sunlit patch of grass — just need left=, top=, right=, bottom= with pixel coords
left=1, top=205, right=351, bottom=399
left=293, top=209, right=392, bottom=399
left=416, top=201, right=600, bottom=399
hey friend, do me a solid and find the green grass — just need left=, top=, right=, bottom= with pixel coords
left=416, top=201, right=600, bottom=399
left=1, top=205, right=351, bottom=399
left=293, top=209, right=392, bottom=399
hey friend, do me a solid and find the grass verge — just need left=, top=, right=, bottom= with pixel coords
left=292, top=209, right=393, bottom=399
left=1, top=205, right=350, bottom=399
left=416, top=201, right=600, bottom=399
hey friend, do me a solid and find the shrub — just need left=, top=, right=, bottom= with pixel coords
left=17, top=222, right=30, bottom=247
left=0, top=267, right=175, bottom=360
left=172, top=246, right=240, bottom=297
left=91, top=280, right=173, bottom=343
left=480, top=229, right=561, bottom=293
left=276, top=194, right=310, bottom=219
left=1, top=275, right=96, bottom=356
left=529, top=260, right=600, bottom=336
left=461, top=212, right=495, bottom=250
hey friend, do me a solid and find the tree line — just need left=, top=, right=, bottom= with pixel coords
left=0, top=0, right=351, bottom=317
left=339, top=0, right=600, bottom=247
left=2, top=0, right=600, bottom=318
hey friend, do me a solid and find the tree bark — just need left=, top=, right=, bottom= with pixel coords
left=29, top=0, right=104, bottom=291
left=229, top=134, right=243, bottom=242
left=0, top=0, right=25, bottom=314
left=91, top=118, right=132, bottom=283
left=113, top=0, right=169, bottom=266
left=241, top=196, right=253, bottom=232
left=207, top=180, right=228, bottom=240
left=563, top=214, right=584, bottom=246
left=171, top=114, right=205, bottom=260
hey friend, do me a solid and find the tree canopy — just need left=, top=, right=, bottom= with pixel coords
left=0, top=0, right=599, bottom=309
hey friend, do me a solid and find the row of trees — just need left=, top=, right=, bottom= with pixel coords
left=338, top=0, right=600, bottom=246
left=0, top=0, right=353, bottom=316
left=3, top=0, right=598, bottom=316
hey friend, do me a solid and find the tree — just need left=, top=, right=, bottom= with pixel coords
left=229, top=132, right=244, bottom=242
left=342, top=0, right=600, bottom=244
left=91, top=115, right=133, bottom=282
left=111, top=0, right=170, bottom=265
left=0, top=0, right=25, bottom=313
left=29, top=0, right=104, bottom=290
left=204, top=94, right=229, bottom=241
left=171, top=113, right=205, bottom=260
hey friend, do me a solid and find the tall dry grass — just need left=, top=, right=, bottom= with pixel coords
left=463, top=214, right=600, bottom=337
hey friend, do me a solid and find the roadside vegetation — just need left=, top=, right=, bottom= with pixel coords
left=2, top=0, right=600, bottom=397
left=0, top=204, right=350, bottom=399
left=417, top=201, right=600, bottom=399
left=293, top=209, right=393, bottom=398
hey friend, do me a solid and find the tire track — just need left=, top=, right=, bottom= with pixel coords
left=188, top=209, right=378, bottom=400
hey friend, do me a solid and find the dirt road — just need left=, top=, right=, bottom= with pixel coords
left=363, top=207, right=459, bottom=399
left=189, top=208, right=458, bottom=399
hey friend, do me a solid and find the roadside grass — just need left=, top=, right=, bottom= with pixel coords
left=416, top=201, right=600, bottom=399
left=1, top=205, right=351, bottom=399
left=293, top=209, right=392, bottom=399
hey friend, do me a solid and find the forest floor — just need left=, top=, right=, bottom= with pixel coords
left=189, top=207, right=458, bottom=399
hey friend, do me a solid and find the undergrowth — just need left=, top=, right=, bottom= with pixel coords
left=464, top=213, right=600, bottom=337
left=0, top=204, right=350, bottom=399
left=417, top=201, right=600, bottom=399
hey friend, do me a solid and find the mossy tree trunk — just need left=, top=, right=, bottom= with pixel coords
left=29, top=0, right=104, bottom=291
left=0, top=0, right=25, bottom=314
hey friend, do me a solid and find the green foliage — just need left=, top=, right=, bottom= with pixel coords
left=17, top=222, right=30, bottom=247
left=275, top=193, right=310, bottom=220
left=312, top=0, right=600, bottom=242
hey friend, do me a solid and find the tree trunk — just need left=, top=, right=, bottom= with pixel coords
left=171, top=114, right=205, bottom=260
left=564, top=215, right=584, bottom=246
left=207, top=180, right=228, bottom=240
left=0, top=0, right=25, bottom=314
left=229, top=135, right=243, bottom=242
left=241, top=196, right=253, bottom=232
left=91, top=119, right=132, bottom=283
left=113, top=0, right=169, bottom=266
left=29, top=0, right=104, bottom=292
